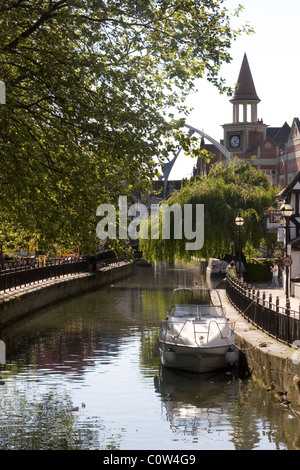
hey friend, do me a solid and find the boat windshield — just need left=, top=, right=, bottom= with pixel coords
left=168, top=287, right=222, bottom=311
left=170, top=304, right=224, bottom=318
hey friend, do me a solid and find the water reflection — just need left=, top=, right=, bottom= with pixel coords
left=0, top=262, right=300, bottom=450
left=154, top=366, right=300, bottom=450
left=155, top=367, right=238, bottom=436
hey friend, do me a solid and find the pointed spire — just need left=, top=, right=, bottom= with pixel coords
left=231, top=53, right=260, bottom=102
left=200, top=134, right=205, bottom=149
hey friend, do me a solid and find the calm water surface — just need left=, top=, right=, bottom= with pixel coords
left=0, top=262, right=300, bottom=450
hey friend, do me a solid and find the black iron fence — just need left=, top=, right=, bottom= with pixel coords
left=0, top=249, right=122, bottom=293
left=226, top=272, right=300, bottom=347
left=0, top=257, right=89, bottom=292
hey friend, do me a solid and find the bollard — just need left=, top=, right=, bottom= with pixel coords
left=247, top=285, right=251, bottom=297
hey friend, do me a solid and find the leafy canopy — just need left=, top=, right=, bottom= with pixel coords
left=0, top=0, right=250, bottom=252
left=139, top=160, right=279, bottom=262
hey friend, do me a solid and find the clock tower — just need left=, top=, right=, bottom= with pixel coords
left=223, top=53, right=268, bottom=155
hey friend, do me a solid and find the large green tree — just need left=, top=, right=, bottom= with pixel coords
left=139, top=160, right=279, bottom=262
left=0, top=0, right=249, bottom=252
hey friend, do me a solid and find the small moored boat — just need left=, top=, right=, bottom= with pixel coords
left=206, top=258, right=228, bottom=277
left=158, top=286, right=238, bottom=374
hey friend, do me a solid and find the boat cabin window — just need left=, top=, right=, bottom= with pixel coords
left=170, top=304, right=224, bottom=318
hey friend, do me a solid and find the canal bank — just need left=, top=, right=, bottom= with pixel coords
left=0, top=261, right=134, bottom=328
left=217, top=281, right=300, bottom=412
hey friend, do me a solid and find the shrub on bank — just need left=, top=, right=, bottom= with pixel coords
left=3, top=252, right=18, bottom=260
left=245, top=259, right=274, bottom=282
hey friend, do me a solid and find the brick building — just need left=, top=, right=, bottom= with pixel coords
left=195, top=53, right=298, bottom=188
left=277, top=118, right=300, bottom=187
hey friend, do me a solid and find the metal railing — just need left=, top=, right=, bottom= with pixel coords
left=0, top=248, right=124, bottom=294
left=0, top=257, right=89, bottom=293
left=226, top=272, right=300, bottom=347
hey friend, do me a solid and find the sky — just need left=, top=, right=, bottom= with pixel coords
left=169, top=0, right=300, bottom=179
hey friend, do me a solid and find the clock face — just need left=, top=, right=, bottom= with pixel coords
left=230, top=135, right=240, bottom=148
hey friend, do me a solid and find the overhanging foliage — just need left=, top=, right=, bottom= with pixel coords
left=139, top=160, right=279, bottom=262
left=0, top=1, right=250, bottom=252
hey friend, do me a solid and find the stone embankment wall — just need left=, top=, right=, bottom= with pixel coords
left=236, top=328, right=300, bottom=408
left=0, top=261, right=133, bottom=328
left=220, top=288, right=300, bottom=411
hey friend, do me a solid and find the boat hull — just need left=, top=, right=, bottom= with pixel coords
left=159, top=341, right=238, bottom=374
left=206, top=258, right=228, bottom=278
left=158, top=285, right=238, bottom=374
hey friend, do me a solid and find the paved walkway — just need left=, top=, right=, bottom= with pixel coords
left=0, top=272, right=92, bottom=302
left=246, top=281, right=300, bottom=314
left=0, top=261, right=128, bottom=303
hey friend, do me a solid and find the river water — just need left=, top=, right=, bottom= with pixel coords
left=0, top=262, right=300, bottom=451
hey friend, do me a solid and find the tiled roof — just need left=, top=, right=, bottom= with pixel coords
left=268, top=122, right=291, bottom=149
left=230, top=53, right=260, bottom=102
left=267, top=127, right=281, bottom=140
left=293, top=117, right=300, bottom=132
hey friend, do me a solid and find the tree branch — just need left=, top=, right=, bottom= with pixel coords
left=4, top=0, right=68, bottom=51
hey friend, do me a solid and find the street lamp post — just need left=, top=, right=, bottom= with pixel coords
left=280, top=201, right=293, bottom=302
left=235, top=210, right=244, bottom=279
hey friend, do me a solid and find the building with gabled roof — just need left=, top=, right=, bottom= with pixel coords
left=195, top=54, right=295, bottom=187
left=269, top=122, right=291, bottom=151
left=194, top=53, right=300, bottom=290
left=276, top=170, right=300, bottom=295
left=277, top=118, right=300, bottom=187
left=221, top=53, right=278, bottom=183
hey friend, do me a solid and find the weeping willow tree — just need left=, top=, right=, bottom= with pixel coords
left=139, top=160, right=279, bottom=263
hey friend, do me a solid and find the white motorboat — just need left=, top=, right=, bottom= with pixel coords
left=206, top=258, right=228, bottom=277
left=158, top=286, right=238, bottom=374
